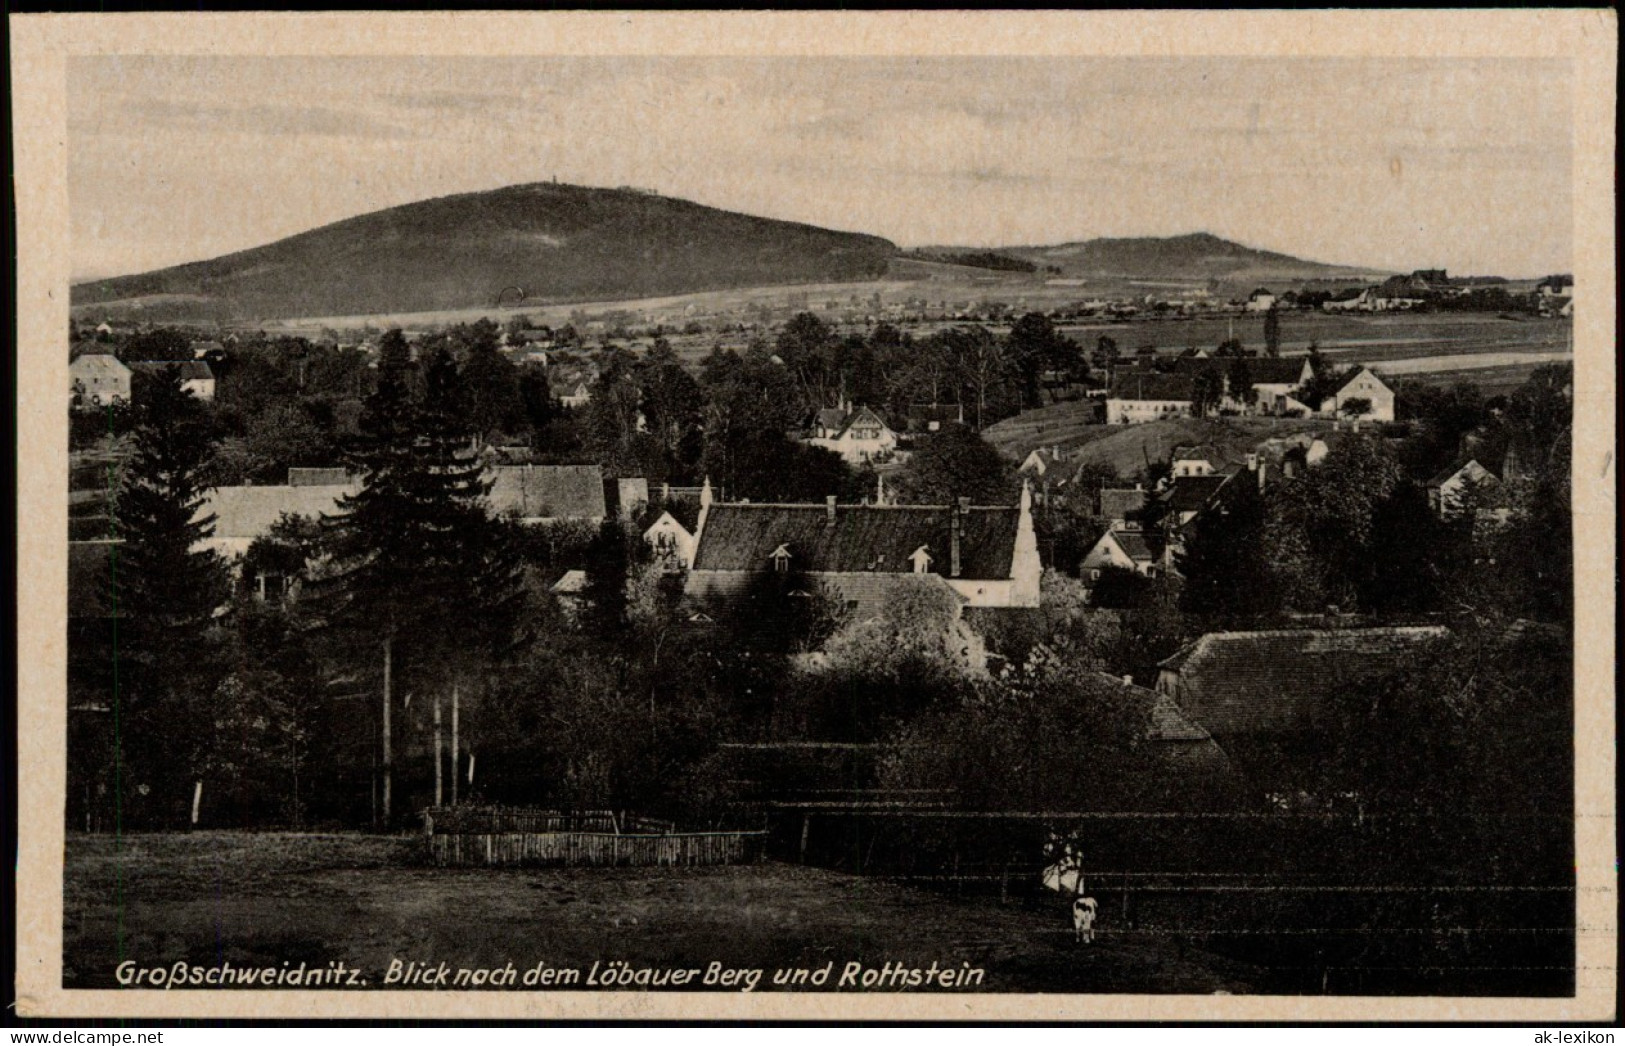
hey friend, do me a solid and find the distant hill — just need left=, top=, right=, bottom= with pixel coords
left=981, top=233, right=1376, bottom=283
left=71, top=183, right=897, bottom=322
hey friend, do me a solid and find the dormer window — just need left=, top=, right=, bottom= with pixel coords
left=770, top=544, right=792, bottom=574
left=909, top=546, right=933, bottom=574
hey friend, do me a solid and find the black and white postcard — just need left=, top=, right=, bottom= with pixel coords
left=11, top=9, right=1617, bottom=1023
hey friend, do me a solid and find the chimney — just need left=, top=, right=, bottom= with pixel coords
left=950, top=497, right=969, bottom=578
left=1258, top=460, right=1268, bottom=491
left=826, top=495, right=837, bottom=525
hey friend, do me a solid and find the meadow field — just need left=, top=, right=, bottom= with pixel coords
left=62, top=832, right=1258, bottom=995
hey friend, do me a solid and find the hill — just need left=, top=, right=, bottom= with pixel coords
left=984, top=233, right=1377, bottom=283
left=70, top=183, right=897, bottom=322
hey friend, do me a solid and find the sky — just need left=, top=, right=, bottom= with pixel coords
left=68, top=55, right=1573, bottom=282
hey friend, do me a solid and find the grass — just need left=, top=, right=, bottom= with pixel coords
left=63, top=831, right=1259, bottom=994
left=985, top=413, right=1329, bottom=473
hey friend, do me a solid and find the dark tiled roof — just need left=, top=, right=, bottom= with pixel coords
left=813, top=407, right=847, bottom=432
left=129, top=361, right=215, bottom=382
left=838, top=406, right=891, bottom=437
left=1108, top=528, right=1158, bottom=563
left=486, top=465, right=607, bottom=520
left=657, top=498, right=704, bottom=533
left=1097, top=488, right=1148, bottom=521
left=1246, top=357, right=1311, bottom=385
left=288, top=467, right=354, bottom=487
left=691, top=502, right=1019, bottom=581
left=1162, top=473, right=1236, bottom=514
left=1108, top=372, right=1195, bottom=402
left=1158, top=626, right=1449, bottom=736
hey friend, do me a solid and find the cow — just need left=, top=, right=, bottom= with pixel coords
left=1072, top=896, right=1098, bottom=944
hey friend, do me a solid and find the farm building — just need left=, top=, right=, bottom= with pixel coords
left=1330, top=367, right=1395, bottom=422
left=1155, top=626, right=1449, bottom=741
left=197, top=482, right=359, bottom=560
left=1106, top=372, right=1194, bottom=425
left=484, top=465, right=607, bottom=524
left=69, top=352, right=131, bottom=407
left=684, top=482, right=1042, bottom=614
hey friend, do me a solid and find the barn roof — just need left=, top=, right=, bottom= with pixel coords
left=1246, top=357, right=1312, bottom=385
left=1161, top=473, right=1236, bottom=514
left=288, top=467, right=354, bottom=487
left=70, top=353, right=130, bottom=378
left=201, top=483, right=360, bottom=540
left=1111, top=528, right=1160, bottom=563
left=1158, top=626, right=1449, bottom=736
left=813, top=407, right=847, bottom=431
left=1097, top=487, right=1149, bottom=523
left=1108, top=372, right=1195, bottom=402
left=485, top=465, right=606, bottom=520
left=691, top=502, right=1018, bottom=581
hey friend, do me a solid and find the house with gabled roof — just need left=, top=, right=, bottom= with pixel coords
left=684, top=481, right=1041, bottom=614
left=69, top=352, right=131, bottom=407
left=1079, top=527, right=1164, bottom=583
left=1426, top=458, right=1500, bottom=518
left=1019, top=445, right=1072, bottom=479
left=643, top=493, right=704, bottom=573
left=1106, top=372, right=1194, bottom=424
left=1246, top=356, right=1316, bottom=415
left=1159, top=471, right=1243, bottom=529
left=1330, top=366, right=1395, bottom=422
left=1169, top=443, right=1234, bottom=478
left=804, top=403, right=898, bottom=464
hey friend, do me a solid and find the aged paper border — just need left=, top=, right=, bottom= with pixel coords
left=12, top=9, right=1617, bottom=1022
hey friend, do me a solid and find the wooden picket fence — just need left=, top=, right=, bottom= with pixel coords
left=423, top=806, right=673, bottom=836
left=421, top=806, right=765, bottom=868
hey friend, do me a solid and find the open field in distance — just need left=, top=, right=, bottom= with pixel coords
left=63, top=832, right=1258, bottom=995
